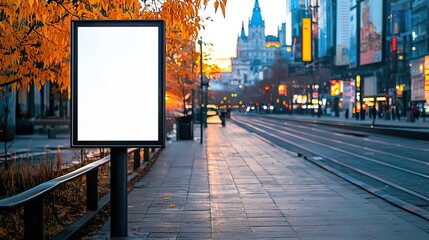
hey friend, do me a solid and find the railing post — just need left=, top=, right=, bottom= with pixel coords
left=86, top=168, right=98, bottom=211
left=24, top=198, right=43, bottom=240
left=143, top=148, right=149, bottom=163
left=133, top=149, right=141, bottom=170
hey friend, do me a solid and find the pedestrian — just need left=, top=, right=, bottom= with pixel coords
left=423, top=106, right=426, bottom=122
left=371, top=105, right=377, bottom=125
left=396, top=105, right=400, bottom=121
left=411, top=105, right=420, bottom=121
left=391, top=106, right=396, bottom=121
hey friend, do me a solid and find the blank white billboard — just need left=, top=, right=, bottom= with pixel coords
left=71, top=20, right=165, bottom=147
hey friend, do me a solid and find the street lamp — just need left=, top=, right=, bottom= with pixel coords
left=198, top=38, right=203, bottom=144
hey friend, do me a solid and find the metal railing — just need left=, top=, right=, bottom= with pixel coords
left=0, top=147, right=158, bottom=240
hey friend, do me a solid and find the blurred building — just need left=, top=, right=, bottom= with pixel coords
left=287, top=0, right=307, bottom=62
left=231, top=0, right=282, bottom=87
left=281, top=0, right=428, bottom=120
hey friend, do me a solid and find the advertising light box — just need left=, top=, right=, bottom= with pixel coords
left=335, top=0, right=350, bottom=66
left=359, top=0, right=383, bottom=65
left=71, top=20, right=165, bottom=148
left=302, top=18, right=312, bottom=62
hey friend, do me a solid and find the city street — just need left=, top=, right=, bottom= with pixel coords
left=233, top=113, right=429, bottom=221
left=91, top=117, right=429, bottom=239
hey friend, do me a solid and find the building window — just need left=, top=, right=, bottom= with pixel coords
left=412, top=40, right=428, bottom=58
left=411, top=23, right=427, bottom=42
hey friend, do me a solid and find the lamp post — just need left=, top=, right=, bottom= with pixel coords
left=198, top=38, right=203, bottom=144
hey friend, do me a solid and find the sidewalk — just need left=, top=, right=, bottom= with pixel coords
left=91, top=122, right=429, bottom=239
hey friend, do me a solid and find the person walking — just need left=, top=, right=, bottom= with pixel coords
left=371, top=105, right=377, bottom=126
left=396, top=105, right=401, bottom=121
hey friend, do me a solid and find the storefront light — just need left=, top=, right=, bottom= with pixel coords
left=356, top=75, right=361, bottom=87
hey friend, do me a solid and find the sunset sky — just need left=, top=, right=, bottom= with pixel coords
left=199, top=0, right=287, bottom=71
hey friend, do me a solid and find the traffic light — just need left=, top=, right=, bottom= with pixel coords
left=264, top=85, right=270, bottom=93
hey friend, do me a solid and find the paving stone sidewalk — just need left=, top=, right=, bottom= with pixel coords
left=92, top=122, right=429, bottom=239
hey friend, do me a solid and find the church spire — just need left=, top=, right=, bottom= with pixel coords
left=250, top=0, right=264, bottom=27
left=240, top=21, right=246, bottom=38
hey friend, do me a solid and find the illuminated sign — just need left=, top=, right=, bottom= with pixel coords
left=312, top=92, right=319, bottom=99
left=278, top=84, right=287, bottom=96
left=396, top=84, right=405, bottom=97
left=302, top=18, right=312, bottom=62
left=330, top=80, right=343, bottom=96
left=425, top=56, right=429, bottom=90
left=71, top=20, right=166, bottom=148
left=356, top=75, right=361, bottom=87
left=392, top=36, right=397, bottom=52
left=264, top=85, right=270, bottom=92
left=426, top=75, right=429, bottom=91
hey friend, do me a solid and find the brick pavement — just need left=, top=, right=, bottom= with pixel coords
left=91, top=122, right=429, bottom=239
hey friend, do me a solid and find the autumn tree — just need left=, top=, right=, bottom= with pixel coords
left=0, top=0, right=227, bottom=97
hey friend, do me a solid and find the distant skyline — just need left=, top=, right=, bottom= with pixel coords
left=199, top=0, right=287, bottom=70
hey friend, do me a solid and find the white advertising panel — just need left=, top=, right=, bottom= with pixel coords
left=71, top=20, right=165, bottom=147
left=363, top=76, right=377, bottom=97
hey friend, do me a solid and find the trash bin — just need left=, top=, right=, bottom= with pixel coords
left=176, top=116, right=193, bottom=140
left=48, top=127, right=56, bottom=139
left=406, top=110, right=415, bottom=122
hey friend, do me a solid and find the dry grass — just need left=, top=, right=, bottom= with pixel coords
left=0, top=148, right=114, bottom=239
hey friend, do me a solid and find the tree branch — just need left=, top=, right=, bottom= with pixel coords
left=0, top=77, right=22, bottom=87
left=52, top=0, right=80, bottom=19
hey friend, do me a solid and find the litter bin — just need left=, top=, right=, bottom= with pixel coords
left=48, top=127, right=57, bottom=139
left=176, top=116, right=193, bottom=140
left=406, top=110, right=415, bottom=122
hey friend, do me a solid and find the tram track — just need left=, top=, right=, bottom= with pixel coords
left=231, top=115, right=429, bottom=221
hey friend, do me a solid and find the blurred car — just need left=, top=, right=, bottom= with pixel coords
left=207, top=104, right=219, bottom=116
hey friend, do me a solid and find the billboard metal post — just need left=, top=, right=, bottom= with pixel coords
left=110, top=148, right=128, bottom=237
left=71, top=20, right=165, bottom=237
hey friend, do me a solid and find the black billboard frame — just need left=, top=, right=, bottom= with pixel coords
left=71, top=20, right=166, bottom=148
